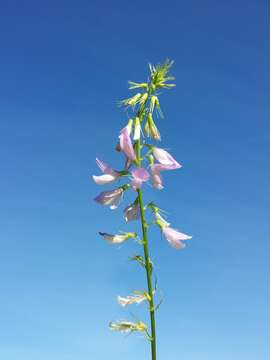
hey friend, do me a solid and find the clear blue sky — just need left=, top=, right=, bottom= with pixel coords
left=0, top=1, right=269, bottom=359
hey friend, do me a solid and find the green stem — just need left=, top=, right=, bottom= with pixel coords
left=137, top=188, right=157, bottom=360
left=135, top=106, right=157, bottom=359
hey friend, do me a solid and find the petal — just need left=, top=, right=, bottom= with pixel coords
left=92, top=174, right=118, bottom=185
left=131, top=178, right=143, bottom=190
left=132, top=168, right=150, bottom=181
left=151, top=171, right=164, bottom=190
left=162, top=227, right=192, bottom=249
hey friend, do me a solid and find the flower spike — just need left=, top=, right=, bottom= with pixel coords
left=92, top=60, right=192, bottom=356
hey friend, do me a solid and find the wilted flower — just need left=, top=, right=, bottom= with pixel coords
left=117, top=292, right=148, bottom=307
left=92, top=158, right=120, bottom=185
left=152, top=147, right=181, bottom=169
left=99, top=231, right=137, bottom=244
left=109, top=320, right=147, bottom=334
left=131, top=168, right=150, bottom=190
left=119, top=123, right=136, bottom=161
left=123, top=200, right=140, bottom=222
left=162, top=226, right=192, bottom=250
left=94, top=187, right=125, bottom=209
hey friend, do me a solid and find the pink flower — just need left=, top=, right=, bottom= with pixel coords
left=94, top=187, right=124, bottom=209
left=123, top=201, right=140, bottom=222
left=131, top=168, right=150, bottom=190
left=162, top=226, right=192, bottom=250
left=152, top=147, right=181, bottom=169
left=119, top=126, right=136, bottom=161
left=92, top=158, right=120, bottom=185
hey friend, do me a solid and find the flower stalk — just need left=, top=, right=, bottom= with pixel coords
left=92, top=60, right=192, bottom=360
left=135, top=91, right=157, bottom=358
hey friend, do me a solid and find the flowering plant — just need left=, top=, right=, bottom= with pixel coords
left=92, top=60, right=191, bottom=359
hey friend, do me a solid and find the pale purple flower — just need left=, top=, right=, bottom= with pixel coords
left=119, top=126, right=136, bottom=161
left=151, top=169, right=164, bottom=190
left=123, top=201, right=140, bottom=222
left=152, top=147, right=181, bottom=169
left=131, top=168, right=150, bottom=190
left=92, top=158, right=120, bottom=185
left=150, top=163, right=181, bottom=190
left=162, top=226, right=192, bottom=250
left=94, top=187, right=124, bottom=209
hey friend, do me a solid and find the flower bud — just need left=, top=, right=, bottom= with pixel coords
left=133, top=117, right=141, bottom=141
left=145, top=114, right=161, bottom=141
left=139, top=92, right=148, bottom=105
left=125, top=93, right=142, bottom=106
left=149, top=95, right=157, bottom=113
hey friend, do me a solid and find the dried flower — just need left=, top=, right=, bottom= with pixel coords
left=99, top=231, right=137, bottom=244
left=117, top=292, right=148, bottom=307
left=109, top=320, right=147, bottom=334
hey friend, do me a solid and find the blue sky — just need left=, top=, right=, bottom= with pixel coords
left=0, top=0, right=270, bottom=359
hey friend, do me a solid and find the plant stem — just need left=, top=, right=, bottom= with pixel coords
left=137, top=188, right=157, bottom=360
left=136, top=120, right=157, bottom=359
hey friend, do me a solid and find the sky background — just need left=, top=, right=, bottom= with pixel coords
left=0, top=0, right=270, bottom=359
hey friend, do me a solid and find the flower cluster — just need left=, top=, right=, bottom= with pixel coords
left=92, top=60, right=192, bottom=348
left=93, top=137, right=190, bottom=248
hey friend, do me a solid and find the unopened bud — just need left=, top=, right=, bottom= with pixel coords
left=133, top=117, right=141, bottom=141
left=145, top=114, right=161, bottom=141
